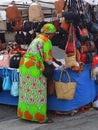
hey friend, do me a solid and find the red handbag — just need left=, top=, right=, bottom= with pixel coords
left=80, top=53, right=86, bottom=63
left=65, top=24, right=76, bottom=54
left=92, top=55, right=98, bottom=67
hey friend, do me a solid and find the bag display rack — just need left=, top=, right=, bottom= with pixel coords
left=0, top=65, right=98, bottom=112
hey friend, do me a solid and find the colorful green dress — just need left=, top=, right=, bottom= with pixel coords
left=17, top=34, right=53, bottom=122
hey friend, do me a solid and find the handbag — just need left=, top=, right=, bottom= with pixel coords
left=10, top=69, right=19, bottom=96
left=0, top=54, right=10, bottom=68
left=47, top=79, right=55, bottom=96
left=65, top=53, right=79, bottom=68
left=55, top=69, right=76, bottom=100
left=65, top=23, right=76, bottom=54
left=43, top=61, right=54, bottom=79
left=10, top=53, right=23, bottom=68
left=2, top=67, right=11, bottom=91
left=37, top=44, right=54, bottom=79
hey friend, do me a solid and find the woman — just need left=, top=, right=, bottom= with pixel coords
left=17, top=23, right=57, bottom=123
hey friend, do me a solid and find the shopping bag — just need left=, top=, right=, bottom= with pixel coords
left=10, top=69, right=19, bottom=96
left=55, top=69, right=76, bottom=100
left=2, top=67, right=11, bottom=91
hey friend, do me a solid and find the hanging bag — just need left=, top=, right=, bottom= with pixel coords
left=65, top=23, right=76, bottom=54
left=10, top=69, right=19, bottom=97
left=55, top=69, right=76, bottom=100
left=2, top=67, right=11, bottom=91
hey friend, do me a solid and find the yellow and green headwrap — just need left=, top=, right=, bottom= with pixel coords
left=41, top=23, right=56, bottom=34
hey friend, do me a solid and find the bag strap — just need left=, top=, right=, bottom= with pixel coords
left=12, top=69, right=18, bottom=82
left=3, top=67, right=9, bottom=77
left=59, top=69, right=71, bottom=82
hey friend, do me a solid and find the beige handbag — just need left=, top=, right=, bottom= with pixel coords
left=55, top=70, right=76, bottom=100
left=29, top=1, right=44, bottom=22
left=65, top=54, right=79, bottom=68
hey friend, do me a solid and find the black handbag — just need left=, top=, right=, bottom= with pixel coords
left=43, top=61, right=54, bottom=79
left=37, top=44, right=54, bottom=79
left=23, top=21, right=32, bottom=32
left=10, top=53, right=23, bottom=68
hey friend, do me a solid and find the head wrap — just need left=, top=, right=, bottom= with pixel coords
left=41, top=23, right=56, bottom=34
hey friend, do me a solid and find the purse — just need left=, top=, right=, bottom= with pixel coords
left=0, top=54, right=10, bottom=68
left=65, top=23, right=76, bottom=54
left=47, top=79, right=55, bottom=96
left=37, top=44, right=54, bottom=79
left=65, top=53, right=79, bottom=68
left=55, top=69, right=76, bottom=100
left=2, top=67, right=11, bottom=91
left=43, top=61, right=54, bottom=79
left=10, top=53, right=23, bottom=68
left=10, top=69, right=19, bottom=96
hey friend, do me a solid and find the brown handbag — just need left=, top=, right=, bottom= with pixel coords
left=54, top=0, right=64, bottom=17
left=47, top=79, right=55, bottom=96
left=6, top=2, right=20, bottom=21
left=55, top=69, right=76, bottom=100
left=6, top=2, right=24, bottom=31
left=60, top=19, right=69, bottom=32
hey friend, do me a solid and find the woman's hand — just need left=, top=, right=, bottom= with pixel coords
left=53, top=57, right=62, bottom=66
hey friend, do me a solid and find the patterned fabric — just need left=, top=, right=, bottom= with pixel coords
left=41, top=23, right=56, bottom=34
left=17, top=34, right=53, bottom=122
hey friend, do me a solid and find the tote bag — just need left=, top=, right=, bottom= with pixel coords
left=2, top=67, right=11, bottom=91
left=55, top=69, right=76, bottom=100
left=10, top=69, right=19, bottom=96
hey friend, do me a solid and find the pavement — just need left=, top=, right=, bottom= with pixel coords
left=0, top=107, right=98, bottom=130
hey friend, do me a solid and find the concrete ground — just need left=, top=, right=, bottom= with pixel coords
left=0, top=108, right=98, bottom=130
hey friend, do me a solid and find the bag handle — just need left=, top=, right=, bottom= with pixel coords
left=3, top=67, right=9, bottom=77
left=59, top=69, right=71, bottom=82
left=11, top=69, right=18, bottom=82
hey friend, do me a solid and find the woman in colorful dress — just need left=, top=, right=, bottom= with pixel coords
left=17, top=23, right=57, bottom=123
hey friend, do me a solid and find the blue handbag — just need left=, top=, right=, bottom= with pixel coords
left=2, top=67, right=11, bottom=91
left=10, top=69, right=19, bottom=97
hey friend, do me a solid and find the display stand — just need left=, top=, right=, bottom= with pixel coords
left=0, top=65, right=98, bottom=109
left=0, top=68, right=18, bottom=106
left=48, top=64, right=98, bottom=111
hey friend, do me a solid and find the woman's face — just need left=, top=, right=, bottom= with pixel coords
left=48, top=33, right=55, bottom=39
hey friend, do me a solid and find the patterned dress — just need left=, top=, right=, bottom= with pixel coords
left=17, top=34, right=53, bottom=122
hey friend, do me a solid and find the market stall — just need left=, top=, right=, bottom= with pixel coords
left=0, top=0, right=97, bottom=112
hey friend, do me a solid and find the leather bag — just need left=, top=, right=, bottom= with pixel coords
left=65, top=23, right=76, bottom=54
left=29, top=1, right=44, bottom=22
left=43, top=62, right=54, bottom=79
left=10, top=53, right=23, bottom=68
left=6, top=3, right=20, bottom=21
left=55, top=69, right=76, bottom=100
left=60, top=19, right=69, bottom=32
left=6, top=2, right=23, bottom=31
left=0, top=54, right=10, bottom=68
left=47, top=79, right=55, bottom=96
